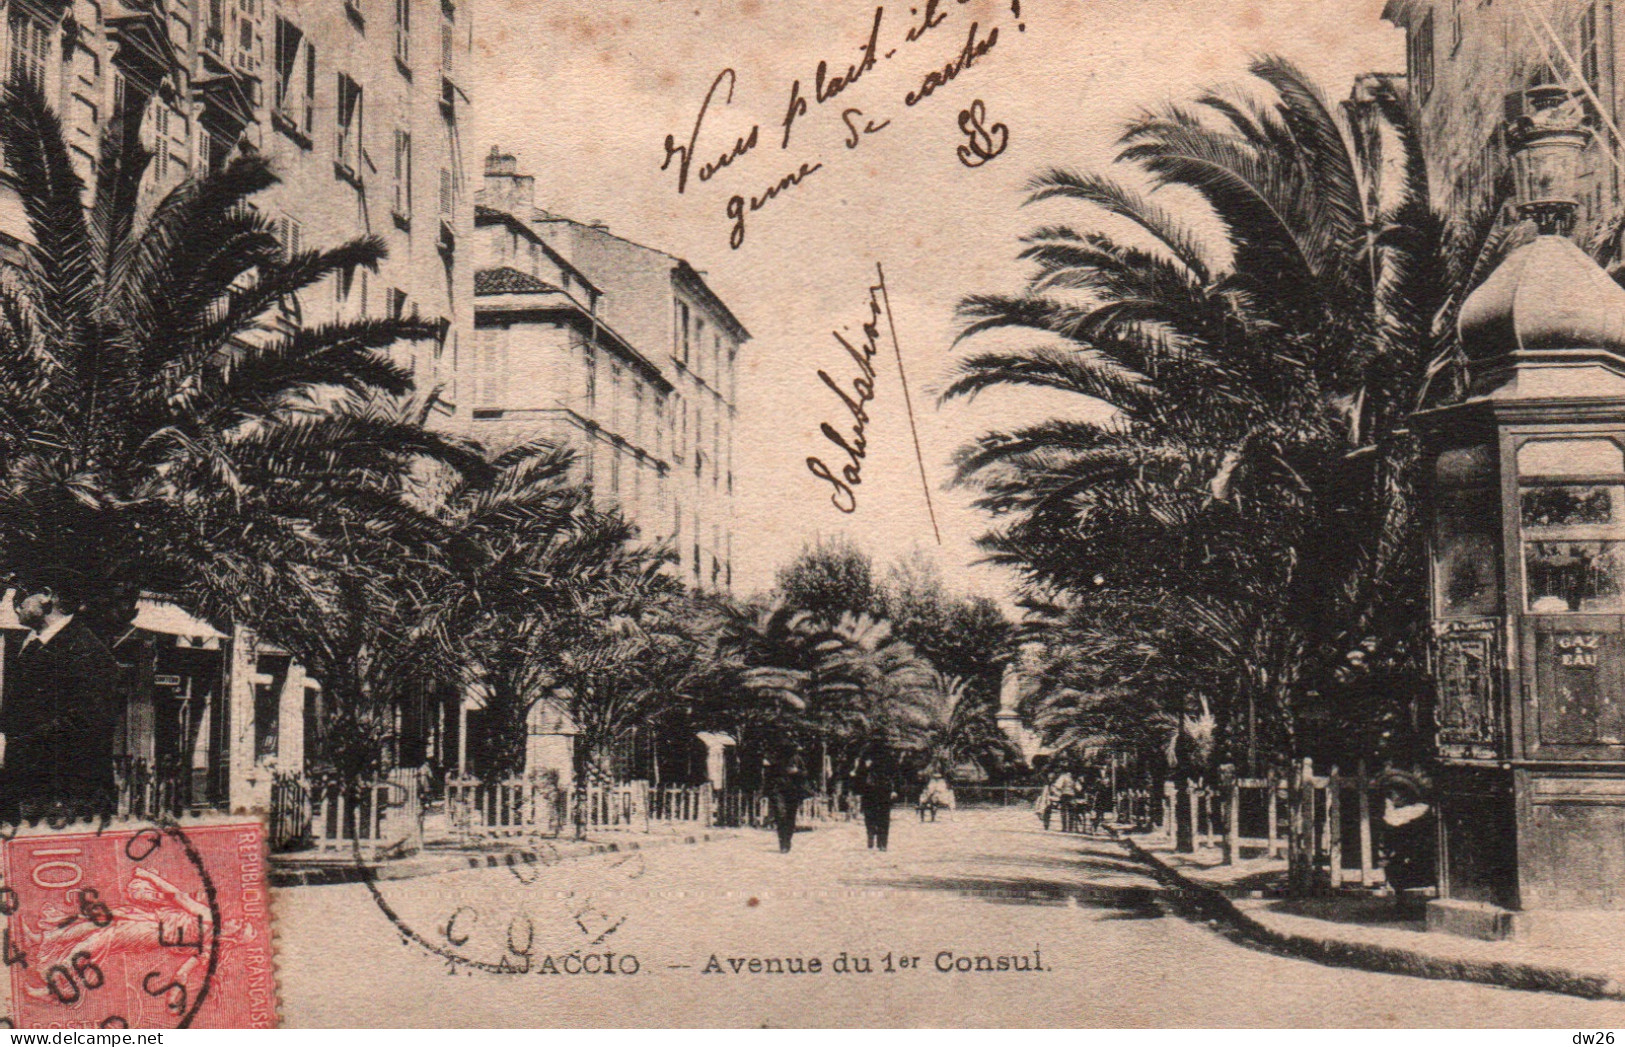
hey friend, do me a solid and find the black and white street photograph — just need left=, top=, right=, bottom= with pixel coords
left=0, top=0, right=1621, bottom=1030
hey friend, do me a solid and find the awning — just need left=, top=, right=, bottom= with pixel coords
left=0, top=591, right=227, bottom=641
left=133, top=600, right=227, bottom=641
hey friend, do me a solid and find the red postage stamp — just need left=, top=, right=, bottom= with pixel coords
left=0, top=819, right=274, bottom=1029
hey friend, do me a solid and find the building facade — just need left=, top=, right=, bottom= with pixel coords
left=0, top=0, right=474, bottom=813
left=474, top=147, right=749, bottom=592
left=1384, top=0, right=1621, bottom=231
left=471, top=151, right=676, bottom=546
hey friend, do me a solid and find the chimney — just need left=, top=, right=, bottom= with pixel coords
left=482, top=145, right=535, bottom=216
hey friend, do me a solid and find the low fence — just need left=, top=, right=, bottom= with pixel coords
left=267, top=774, right=846, bottom=853
left=715, top=788, right=770, bottom=828
left=713, top=788, right=842, bottom=828
left=576, top=781, right=718, bottom=833
left=446, top=776, right=566, bottom=840
left=647, top=782, right=713, bottom=824
left=1147, top=760, right=1386, bottom=890
left=954, top=785, right=1043, bottom=808
left=580, top=781, right=642, bottom=832
left=268, top=768, right=424, bottom=856
left=114, top=757, right=191, bottom=821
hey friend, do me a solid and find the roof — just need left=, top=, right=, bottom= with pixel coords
left=533, top=216, right=752, bottom=343
left=475, top=266, right=556, bottom=295
left=474, top=206, right=604, bottom=300
left=673, top=259, right=751, bottom=343
left=474, top=271, right=674, bottom=394
left=1459, top=235, right=1625, bottom=361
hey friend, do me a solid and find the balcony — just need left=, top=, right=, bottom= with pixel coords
left=333, top=159, right=362, bottom=189
left=270, top=108, right=312, bottom=149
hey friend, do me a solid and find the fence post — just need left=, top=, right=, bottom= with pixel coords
left=1287, top=757, right=1314, bottom=896
left=1357, top=760, right=1374, bottom=888
left=1326, top=766, right=1343, bottom=890
left=1224, top=775, right=1240, bottom=865
left=1184, top=779, right=1201, bottom=851
left=1266, top=774, right=1280, bottom=858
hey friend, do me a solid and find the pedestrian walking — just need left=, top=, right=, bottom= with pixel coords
left=1089, top=776, right=1113, bottom=834
left=854, top=744, right=898, bottom=851
left=1035, top=779, right=1055, bottom=830
left=1049, top=768, right=1079, bottom=832
left=766, top=748, right=809, bottom=853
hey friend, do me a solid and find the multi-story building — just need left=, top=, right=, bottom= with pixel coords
left=474, top=147, right=750, bottom=592
left=471, top=150, right=675, bottom=547
left=0, top=0, right=474, bottom=813
left=1383, top=0, right=1621, bottom=231
left=462, top=148, right=749, bottom=787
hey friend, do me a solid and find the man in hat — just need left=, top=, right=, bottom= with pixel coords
left=0, top=568, right=123, bottom=821
left=853, top=742, right=898, bottom=851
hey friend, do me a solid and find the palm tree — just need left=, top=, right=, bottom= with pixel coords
left=0, top=77, right=508, bottom=785
left=719, top=601, right=933, bottom=785
left=404, top=439, right=604, bottom=779
left=187, top=394, right=490, bottom=782
left=0, top=76, right=442, bottom=617
left=898, top=671, right=1013, bottom=781
left=945, top=58, right=1504, bottom=775
left=555, top=566, right=711, bottom=782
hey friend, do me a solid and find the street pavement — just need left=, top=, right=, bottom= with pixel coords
left=273, top=807, right=1625, bottom=1027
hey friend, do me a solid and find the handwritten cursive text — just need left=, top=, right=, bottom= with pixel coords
left=807, top=278, right=889, bottom=513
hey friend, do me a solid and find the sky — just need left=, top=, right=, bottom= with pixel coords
left=466, top=0, right=1406, bottom=604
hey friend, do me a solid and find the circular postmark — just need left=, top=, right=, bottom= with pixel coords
left=357, top=830, right=643, bottom=978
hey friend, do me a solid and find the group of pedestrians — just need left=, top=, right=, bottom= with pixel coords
left=759, top=742, right=923, bottom=854
left=1036, top=768, right=1114, bottom=835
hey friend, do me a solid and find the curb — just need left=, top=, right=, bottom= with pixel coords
left=1115, top=832, right=1625, bottom=1002
left=270, top=830, right=739, bottom=887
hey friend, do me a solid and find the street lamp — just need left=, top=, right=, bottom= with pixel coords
left=1414, top=86, right=1625, bottom=939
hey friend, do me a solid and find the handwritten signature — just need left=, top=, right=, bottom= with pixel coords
left=957, top=99, right=1008, bottom=167
left=806, top=278, right=890, bottom=514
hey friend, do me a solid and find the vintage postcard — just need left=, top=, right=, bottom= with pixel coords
left=0, top=0, right=1624, bottom=1030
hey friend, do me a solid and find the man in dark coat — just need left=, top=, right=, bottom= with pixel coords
left=765, top=748, right=809, bottom=853
left=0, top=570, right=123, bottom=821
left=854, top=744, right=897, bottom=851
left=1089, top=775, right=1114, bottom=834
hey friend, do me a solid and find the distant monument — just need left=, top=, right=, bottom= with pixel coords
left=996, top=643, right=1047, bottom=764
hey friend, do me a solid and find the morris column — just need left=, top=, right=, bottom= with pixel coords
left=1416, top=87, right=1625, bottom=938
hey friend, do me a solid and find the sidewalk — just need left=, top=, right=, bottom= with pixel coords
left=1121, top=830, right=1625, bottom=1001
left=270, top=827, right=743, bottom=887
